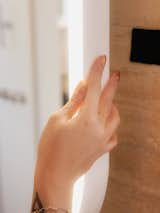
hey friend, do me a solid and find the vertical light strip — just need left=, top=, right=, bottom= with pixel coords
left=67, top=1, right=84, bottom=213
left=68, top=0, right=110, bottom=212
left=68, top=0, right=83, bottom=94
left=80, top=1, right=110, bottom=212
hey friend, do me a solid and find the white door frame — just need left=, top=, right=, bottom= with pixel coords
left=68, top=1, right=110, bottom=212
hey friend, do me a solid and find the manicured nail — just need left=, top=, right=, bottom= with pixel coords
left=113, top=71, right=121, bottom=81
left=100, top=55, right=107, bottom=66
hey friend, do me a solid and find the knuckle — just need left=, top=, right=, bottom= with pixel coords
left=51, top=113, right=59, bottom=121
left=49, top=112, right=61, bottom=124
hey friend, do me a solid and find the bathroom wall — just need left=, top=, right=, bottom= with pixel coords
left=101, top=0, right=160, bottom=212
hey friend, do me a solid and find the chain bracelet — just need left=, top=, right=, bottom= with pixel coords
left=35, top=207, right=70, bottom=213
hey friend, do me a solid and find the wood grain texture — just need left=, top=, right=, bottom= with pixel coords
left=101, top=0, right=160, bottom=212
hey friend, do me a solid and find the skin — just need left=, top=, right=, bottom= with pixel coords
left=31, top=55, right=120, bottom=212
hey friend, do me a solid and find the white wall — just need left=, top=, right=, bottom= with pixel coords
left=0, top=0, right=63, bottom=212
left=32, top=0, right=62, bottom=134
left=0, top=0, right=35, bottom=212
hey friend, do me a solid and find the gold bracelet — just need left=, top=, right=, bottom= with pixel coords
left=36, top=207, right=70, bottom=213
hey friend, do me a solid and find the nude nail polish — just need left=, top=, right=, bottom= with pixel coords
left=113, top=71, right=120, bottom=81
left=100, top=55, right=107, bottom=65
left=116, top=71, right=121, bottom=81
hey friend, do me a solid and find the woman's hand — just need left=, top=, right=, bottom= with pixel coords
left=33, top=55, right=120, bottom=211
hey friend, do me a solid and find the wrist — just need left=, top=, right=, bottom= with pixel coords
left=35, top=172, right=74, bottom=211
left=40, top=183, right=73, bottom=211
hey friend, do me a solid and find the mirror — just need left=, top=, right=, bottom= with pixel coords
left=1, top=0, right=159, bottom=213
left=0, top=0, right=109, bottom=212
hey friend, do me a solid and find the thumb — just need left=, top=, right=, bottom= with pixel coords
left=63, top=80, right=87, bottom=118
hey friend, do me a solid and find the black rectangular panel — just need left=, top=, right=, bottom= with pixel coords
left=130, top=28, right=160, bottom=65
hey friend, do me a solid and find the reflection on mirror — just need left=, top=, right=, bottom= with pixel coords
left=2, top=0, right=160, bottom=213
left=0, top=0, right=70, bottom=212
left=1, top=0, right=111, bottom=211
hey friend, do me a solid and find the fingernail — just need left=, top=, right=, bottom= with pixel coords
left=100, top=55, right=107, bottom=66
left=113, top=71, right=120, bottom=81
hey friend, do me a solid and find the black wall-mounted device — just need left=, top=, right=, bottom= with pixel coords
left=130, top=28, right=160, bottom=65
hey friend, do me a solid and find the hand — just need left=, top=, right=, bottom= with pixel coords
left=34, top=55, right=120, bottom=209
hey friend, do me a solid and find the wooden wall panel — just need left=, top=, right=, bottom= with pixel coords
left=101, top=0, right=160, bottom=212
